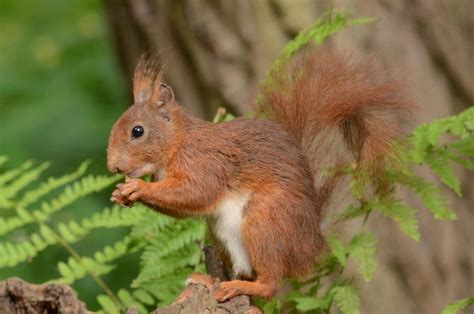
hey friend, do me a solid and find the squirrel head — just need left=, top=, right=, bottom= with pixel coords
left=107, top=54, right=182, bottom=178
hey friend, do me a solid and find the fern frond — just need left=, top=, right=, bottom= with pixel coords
left=130, top=210, right=177, bottom=241
left=81, top=205, right=145, bottom=230
left=97, top=294, right=121, bottom=314
left=424, top=149, right=461, bottom=196
left=54, top=236, right=141, bottom=286
left=97, top=290, right=148, bottom=314
left=0, top=160, right=34, bottom=187
left=327, top=233, right=377, bottom=282
left=393, top=172, right=457, bottom=220
left=129, top=213, right=206, bottom=304
left=442, top=297, right=474, bottom=314
left=0, top=162, right=50, bottom=207
left=332, top=285, right=360, bottom=314
left=294, top=295, right=331, bottom=312
left=257, top=9, right=376, bottom=112
left=268, top=10, right=375, bottom=76
left=133, top=240, right=203, bottom=286
left=0, top=182, right=124, bottom=239
left=141, top=268, right=199, bottom=306
left=94, top=236, right=137, bottom=264
left=328, top=235, right=347, bottom=267
left=375, top=199, right=420, bottom=241
left=132, top=289, right=156, bottom=306
left=57, top=256, right=115, bottom=285
left=0, top=224, right=56, bottom=267
left=348, top=233, right=377, bottom=282
left=409, top=106, right=474, bottom=194
left=117, top=289, right=148, bottom=313
left=27, top=174, right=120, bottom=226
left=18, top=160, right=91, bottom=208
left=0, top=205, right=137, bottom=268
left=144, top=219, right=206, bottom=258
left=36, top=174, right=121, bottom=216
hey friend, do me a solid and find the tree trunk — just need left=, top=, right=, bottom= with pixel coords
left=104, top=1, right=474, bottom=313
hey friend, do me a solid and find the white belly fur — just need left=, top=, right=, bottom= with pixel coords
left=211, top=191, right=252, bottom=277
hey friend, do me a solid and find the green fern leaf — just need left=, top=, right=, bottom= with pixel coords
left=36, top=174, right=121, bottom=217
left=0, top=174, right=121, bottom=237
left=425, top=151, right=461, bottom=196
left=94, top=237, right=135, bottom=264
left=39, top=224, right=57, bottom=244
left=348, top=233, right=377, bottom=281
left=258, top=9, right=376, bottom=112
left=332, top=285, right=360, bottom=314
left=58, top=261, right=78, bottom=283
left=57, top=223, right=79, bottom=242
left=132, top=289, right=155, bottom=305
left=442, top=297, right=474, bottom=314
left=97, top=295, right=121, bottom=314
left=0, top=162, right=50, bottom=206
left=294, top=297, right=329, bottom=312
left=450, top=138, right=474, bottom=157
left=376, top=200, right=420, bottom=241
left=117, top=289, right=147, bottom=313
left=0, top=160, right=34, bottom=187
left=18, top=160, right=91, bottom=208
left=117, top=289, right=134, bottom=307
left=81, top=205, right=144, bottom=230
left=328, top=235, right=347, bottom=266
left=274, top=10, right=374, bottom=71
left=395, top=172, right=456, bottom=220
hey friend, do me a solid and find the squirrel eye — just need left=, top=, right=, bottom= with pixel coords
left=131, top=126, right=144, bottom=138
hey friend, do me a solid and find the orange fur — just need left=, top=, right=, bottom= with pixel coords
left=107, top=46, right=412, bottom=301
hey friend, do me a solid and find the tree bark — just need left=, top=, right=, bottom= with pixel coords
left=153, top=283, right=262, bottom=314
left=0, top=278, right=89, bottom=314
left=0, top=277, right=261, bottom=314
left=104, top=1, right=474, bottom=313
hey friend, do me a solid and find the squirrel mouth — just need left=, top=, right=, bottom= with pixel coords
left=126, top=163, right=159, bottom=181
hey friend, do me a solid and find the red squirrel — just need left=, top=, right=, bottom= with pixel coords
left=107, top=47, right=410, bottom=302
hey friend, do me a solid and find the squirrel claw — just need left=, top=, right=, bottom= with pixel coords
left=214, top=281, right=241, bottom=302
left=185, top=273, right=215, bottom=292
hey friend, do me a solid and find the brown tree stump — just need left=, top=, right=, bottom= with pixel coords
left=0, top=277, right=89, bottom=314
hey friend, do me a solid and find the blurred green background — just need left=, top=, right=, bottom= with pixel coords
left=0, top=0, right=125, bottom=169
left=0, top=0, right=131, bottom=309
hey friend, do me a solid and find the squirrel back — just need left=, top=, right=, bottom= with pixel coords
left=259, top=47, right=411, bottom=218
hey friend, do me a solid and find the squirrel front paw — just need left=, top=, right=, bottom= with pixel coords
left=110, top=185, right=135, bottom=207
left=118, top=178, right=147, bottom=202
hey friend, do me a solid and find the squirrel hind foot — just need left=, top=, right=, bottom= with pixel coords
left=185, top=273, right=216, bottom=292
left=214, top=279, right=278, bottom=302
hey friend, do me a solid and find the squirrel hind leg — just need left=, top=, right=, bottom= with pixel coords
left=214, top=277, right=279, bottom=302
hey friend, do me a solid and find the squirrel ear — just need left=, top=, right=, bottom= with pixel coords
left=156, top=83, right=174, bottom=107
left=158, top=107, right=171, bottom=121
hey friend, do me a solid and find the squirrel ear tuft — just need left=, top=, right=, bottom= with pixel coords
left=133, top=52, right=163, bottom=104
left=156, top=83, right=174, bottom=107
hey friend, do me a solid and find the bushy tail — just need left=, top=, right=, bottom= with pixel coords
left=259, top=46, right=411, bottom=216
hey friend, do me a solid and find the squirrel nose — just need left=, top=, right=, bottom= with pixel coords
left=108, top=164, right=122, bottom=174
left=107, top=159, right=121, bottom=174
